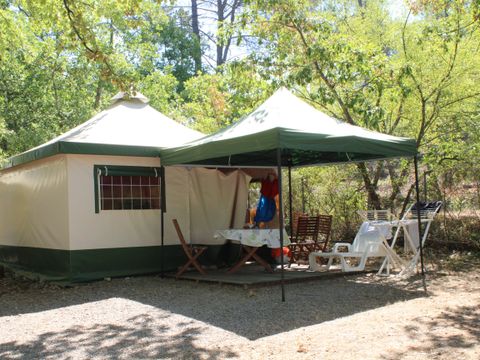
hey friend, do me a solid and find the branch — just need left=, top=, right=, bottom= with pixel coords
left=199, top=28, right=217, bottom=44
left=17, top=5, right=31, bottom=17
left=439, top=91, right=480, bottom=109
left=425, top=15, right=461, bottom=101
left=288, top=18, right=356, bottom=125
left=423, top=90, right=442, bottom=134
left=389, top=95, right=405, bottom=133
left=438, top=156, right=461, bottom=164
left=401, top=10, right=425, bottom=102
left=62, top=0, right=97, bottom=55
left=372, top=162, right=383, bottom=187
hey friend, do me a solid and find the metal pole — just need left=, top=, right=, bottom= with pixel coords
left=288, top=166, right=293, bottom=235
left=413, top=156, right=426, bottom=289
left=277, top=148, right=285, bottom=302
left=301, top=177, right=306, bottom=214
left=160, top=165, right=166, bottom=278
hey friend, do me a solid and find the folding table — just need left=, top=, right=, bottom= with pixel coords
left=215, top=228, right=290, bottom=274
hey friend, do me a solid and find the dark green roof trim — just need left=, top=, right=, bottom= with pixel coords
left=3, top=141, right=164, bottom=170
left=160, top=127, right=418, bottom=167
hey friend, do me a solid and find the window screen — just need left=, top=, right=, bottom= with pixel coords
left=94, top=165, right=162, bottom=213
left=100, top=175, right=160, bottom=210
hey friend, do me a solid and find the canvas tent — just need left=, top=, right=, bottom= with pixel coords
left=0, top=93, right=252, bottom=282
left=161, top=88, right=420, bottom=300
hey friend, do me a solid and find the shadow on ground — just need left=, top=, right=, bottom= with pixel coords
left=0, top=271, right=425, bottom=335
left=0, top=312, right=237, bottom=359
left=381, top=304, right=480, bottom=359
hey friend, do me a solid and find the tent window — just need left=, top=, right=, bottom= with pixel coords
left=99, top=175, right=160, bottom=211
left=93, top=165, right=161, bottom=213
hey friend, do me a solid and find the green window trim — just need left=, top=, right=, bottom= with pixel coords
left=93, top=165, right=161, bottom=214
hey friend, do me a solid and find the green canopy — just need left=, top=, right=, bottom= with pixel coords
left=161, top=88, right=417, bottom=167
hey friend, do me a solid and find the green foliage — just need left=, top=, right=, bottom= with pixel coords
left=0, top=0, right=201, bottom=156
left=180, top=62, right=272, bottom=133
left=287, top=166, right=366, bottom=241
left=0, top=0, right=479, bottom=246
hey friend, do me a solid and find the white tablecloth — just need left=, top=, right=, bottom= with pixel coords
left=215, top=228, right=291, bottom=248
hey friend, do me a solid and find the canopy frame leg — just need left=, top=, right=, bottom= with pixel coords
left=277, top=148, right=285, bottom=302
left=160, top=165, right=166, bottom=278
left=413, top=156, right=427, bottom=291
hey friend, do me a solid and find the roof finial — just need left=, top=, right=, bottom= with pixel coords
left=110, top=88, right=149, bottom=104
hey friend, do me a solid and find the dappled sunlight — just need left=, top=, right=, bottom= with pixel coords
left=1, top=274, right=425, bottom=342
left=380, top=305, right=480, bottom=360
left=1, top=270, right=479, bottom=359
left=0, top=312, right=238, bottom=360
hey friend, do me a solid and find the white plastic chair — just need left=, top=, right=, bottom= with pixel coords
left=357, top=209, right=396, bottom=222
left=309, top=222, right=402, bottom=273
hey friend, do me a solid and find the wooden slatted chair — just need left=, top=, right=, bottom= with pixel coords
left=172, top=219, right=208, bottom=279
left=290, top=212, right=307, bottom=235
left=289, top=215, right=320, bottom=264
left=308, top=214, right=333, bottom=253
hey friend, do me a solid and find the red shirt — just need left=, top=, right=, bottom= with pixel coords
left=260, top=178, right=278, bottom=199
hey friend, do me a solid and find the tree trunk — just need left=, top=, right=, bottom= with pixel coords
left=357, top=162, right=382, bottom=209
left=191, top=0, right=202, bottom=72
left=93, top=22, right=113, bottom=109
left=216, top=0, right=225, bottom=66
left=94, top=81, right=102, bottom=109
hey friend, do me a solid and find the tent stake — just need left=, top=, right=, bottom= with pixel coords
left=414, top=156, right=426, bottom=291
left=277, top=149, right=285, bottom=302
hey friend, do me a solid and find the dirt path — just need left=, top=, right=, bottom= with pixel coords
left=0, top=265, right=479, bottom=359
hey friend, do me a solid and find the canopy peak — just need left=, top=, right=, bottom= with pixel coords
left=111, top=91, right=149, bottom=104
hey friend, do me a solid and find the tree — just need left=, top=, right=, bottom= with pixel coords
left=242, top=0, right=480, bottom=211
left=0, top=0, right=204, bottom=157
left=185, top=0, right=244, bottom=68
left=191, top=0, right=202, bottom=72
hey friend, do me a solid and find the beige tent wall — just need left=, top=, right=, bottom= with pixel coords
left=0, top=153, right=252, bottom=253
left=0, top=155, right=69, bottom=250
left=66, top=154, right=191, bottom=250
left=189, top=168, right=251, bottom=245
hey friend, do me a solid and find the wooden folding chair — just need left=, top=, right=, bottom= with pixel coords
left=172, top=219, right=208, bottom=279
left=308, top=214, right=333, bottom=253
left=289, top=215, right=333, bottom=264
left=289, top=215, right=320, bottom=264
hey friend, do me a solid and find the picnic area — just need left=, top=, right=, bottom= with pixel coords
left=1, top=1, right=479, bottom=359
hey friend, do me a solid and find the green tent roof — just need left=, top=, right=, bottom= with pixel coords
left=3, top=92, right=204, bottom=169
left=161, top=88, right=417, bottom=167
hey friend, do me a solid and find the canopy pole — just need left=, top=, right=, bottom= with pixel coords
left=413, top=156, right=426, bottom=291
left=301, top=177, right=306, bottom=214
left=160, top=165, right=166, bottom=278
left=288, top=166, right=293, bottom=235
left=277, top=149, right=285, bottom=302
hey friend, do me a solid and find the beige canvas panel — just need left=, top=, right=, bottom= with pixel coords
left=67, top=154, right=190, bottom=250
left=164, top=166, right=191, bottom=246
left=189, top=168, right=251, bottom=245
left=0, top=155, right=69, bottom=249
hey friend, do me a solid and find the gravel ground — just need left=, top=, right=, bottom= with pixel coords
left=0, top=265, right=479, bottom=360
